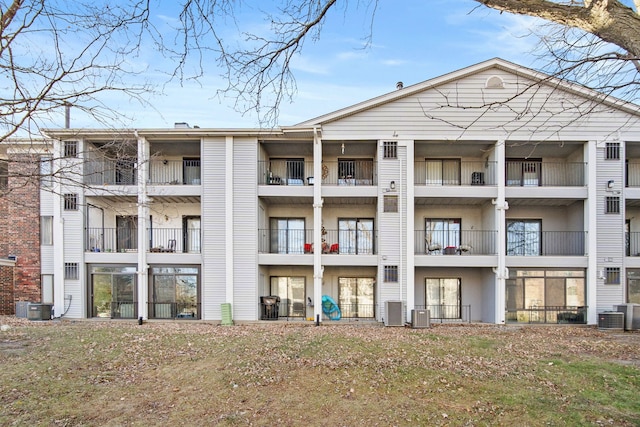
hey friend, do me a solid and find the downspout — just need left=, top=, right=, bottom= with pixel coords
left=313, top=127, right=323, bottom=324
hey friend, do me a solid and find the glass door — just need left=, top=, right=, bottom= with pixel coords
left=270, top=277, right=305, bottom=317
left=425, top=278, right=461, bottom=319
left=339, top=277, right=375, bottom=318
left=184, top=216, right=201, bottom=253
left=90, top=267, right=136, bottom=318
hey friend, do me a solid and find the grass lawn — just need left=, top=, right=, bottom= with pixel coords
left=1, top=317, right=639, bottom=426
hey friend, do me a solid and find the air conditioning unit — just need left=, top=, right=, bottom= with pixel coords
left=615, top=304, right=640, bottom=331
left=27, top=303, right=52, bottom=321
left=384, top=300, right=404, bottom=327
left=597, top=311, right=624, bottom=330
left=15, top=301, right=30, bottom=318
left=411, top=309, right=430, bottom=328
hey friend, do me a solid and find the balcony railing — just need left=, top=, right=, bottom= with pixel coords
left=505, top=161, right=585, bottom=187
left=84, top=159, right=137, bottom=185
left=148, top=302, right=200, bottom=319
left=415, top=160, right=497, bottom=186
left=258, top=160, right=314, bottom=185
left=506, top=306, right=587, bottom=324
left=415, top=305, right=471, bottom=323
left=626, top=232, right=640, bottom=256
left=506, top=231, right=587, bottom=256
left=258, top=229, right=376, bottom=254
left=415, top=230, right=497, bottom=255
left=86, top=227, right=201, bottom=253
left=148, top=159, right=201, bottom=185
left=318, top=160, right=377, bottom=186
left=627, top=160, right=640, bottom=187
left=111, top=301, right=137, bottom=319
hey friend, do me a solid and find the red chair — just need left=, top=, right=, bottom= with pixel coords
left=304, top=243, right=313, bottom=253
left=329, top=243, right=339, bottom=253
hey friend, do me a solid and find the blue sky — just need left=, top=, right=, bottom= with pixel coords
left=75, top=1, right=545, bottom=130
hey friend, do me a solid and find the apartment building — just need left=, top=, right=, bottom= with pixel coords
left=34, top=58, right=640, bottom=325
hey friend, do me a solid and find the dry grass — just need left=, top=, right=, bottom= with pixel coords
left=1, top=317, right=640, bottom=426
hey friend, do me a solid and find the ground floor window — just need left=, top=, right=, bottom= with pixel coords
left=149, top=267, right=200, bottom=319
left=627, top=270, right=640, bottom=304
left=506, top=269, right=585, bottom=323
left=270, top=276, right=305, bottom=317
left=90, top=266, right=137, bottom=318
left=425, top=278, right=461, bottom=319
left=338, top=277, right=375, bottom=318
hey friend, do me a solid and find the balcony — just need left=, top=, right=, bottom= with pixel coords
left=506, top=231, right=587, bottom=256
left=85, top=227, right=201, bottom=253
left=505, top=161, right=586, bottom=187
left=415, top=230, right=497, bottom=255
left=258, top=160, right=314, bottom=186
left=148, top=302, right=200, bottom=319
left=506, top=306, right=587, bottom=324
left=415, top=160, right=497, bottom=186
left=85, top=159, right=137, bottom=185
left=257, top=160, right=378, bottom=186
left=258, top=229, right=376, bottom=254
left=148, top=159, right=201, bottom=185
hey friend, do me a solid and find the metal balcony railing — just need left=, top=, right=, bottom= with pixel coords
left=415, top=160, right=497, bottom=186
left=86, top=227, right=137, bottom=252
left=148, top=159, right=201, bottom=185
left=506, top=306, right=587, bottom=324
left=148, top=302, right=200, bottom=319
left=111, top=301, right=137, bottom=319
left=414, top=305, right=472, bottom=323
left=84, top=159, right=137, bottom=185
left=258, top=229, right=377, bottom=254
left=319, top=160, right=377, bottom=186
left=258, top=160, right=314, bottom=185
left=148, top=227, right=201, bottom=253
left=506, top=231, right=587, bottom=256
left=86, top=227, right=201, bottom=253
left=505, top=161, right=586, bottom=187
left=415, top=230, right=497, bottom=255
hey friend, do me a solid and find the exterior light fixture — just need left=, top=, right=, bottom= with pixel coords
left=390, top=180, right=396, bottom=190
left=607, top=179, right=615, bottom=189
left=341, top=143, right=345, bottom=154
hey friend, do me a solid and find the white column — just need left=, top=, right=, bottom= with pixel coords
left=52, top=141, right=65, bottom=317
left=225, top=136, right=234, bottom=308
left=136, top=134, right=149, bottom=320
left=494, top=139, right=507, bottom=324
left=313, top=128, right=323, bottom=323
left=405, top=140, right=415, bottom=319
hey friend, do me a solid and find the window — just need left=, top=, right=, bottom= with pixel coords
left=425, top=219, right=460, bottom=253
left=41, top=216, right=53, bottom=245
left=64, top=263, right=79, bottom=280
left=270, top=276, right=305, bottom=318
left=338, top=218, right=374, bottom=254
left=606, top=196, right=620, bottom=214
left=605, top=142, right=620, bottom=160
left=63, top=141, right=78, bottom=158
left=383, top=195, right=398, bottom=213
left=40, top=155, right=52, bottom=188
left=383, top=141, right=397, bottom=159
left=425, top=159, right=460, bottom=185
left=63, top=193, right=78, bottom=210
left=384, top=265, right=398, bottom=282
left=0, top=159, right=7, bottom=188
left=605, top=267, right=620, bottom=285
left=339, top=277, right=375, bottom=318
left=507, top=219, right=541, bottom=256
left=628, top=270, right=640, bottom=303
left=41, top=274, right=54, bottom=304
left=270, top=218, right=305, bottom=254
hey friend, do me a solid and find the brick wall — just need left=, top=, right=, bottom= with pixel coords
left=0, top=264, right=14, bottom=314
left=0, top=153, right=42, bottom=313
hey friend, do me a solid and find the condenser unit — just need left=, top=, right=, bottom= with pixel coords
left=411, top=309, right=430, bottom=328
left=597, top=311, right=624, bottom=330
left=384, top=301, right=404, bottom=327
left=27, top=303, right=52, bottom=321
left=615, top=304, right=640, bottom=331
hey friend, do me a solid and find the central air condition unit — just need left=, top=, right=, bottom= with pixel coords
left=27, top=303, right=52, bottom=321
left=411, top=309, right=430, bottom=328
left=384, top=300, right=404, bottom=327
left=597, top=311, right=624, bottom=330
left=615, top=304, right=640, bottom=331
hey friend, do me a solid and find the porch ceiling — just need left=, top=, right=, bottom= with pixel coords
left=506, top=198, right=581, bottom=207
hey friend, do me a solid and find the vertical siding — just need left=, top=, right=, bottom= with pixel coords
left=233, top=137, right=258, bottom=320
left=596, top=142, right=625, bottom=311
left=40, top=190, right=55, bottom=273
left=201, top=137, right=227, bottom=320
left=61, top=184, right=84, bottom=318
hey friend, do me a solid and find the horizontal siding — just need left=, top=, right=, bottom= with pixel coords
left=321, top=69, right=640, bottom=141
left=201, top=137, right=227, bottom=320
left=233, top=137, right=258, bottom=320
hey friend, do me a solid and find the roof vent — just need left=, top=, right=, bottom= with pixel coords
left=174, top=122, right=191, bottom=129
left=396, top=81, right=403, bottom=90
left=485, top=76, right=504, bottom=89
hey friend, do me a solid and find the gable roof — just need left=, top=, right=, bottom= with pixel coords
left=290, top=57, right=640, bottom=129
